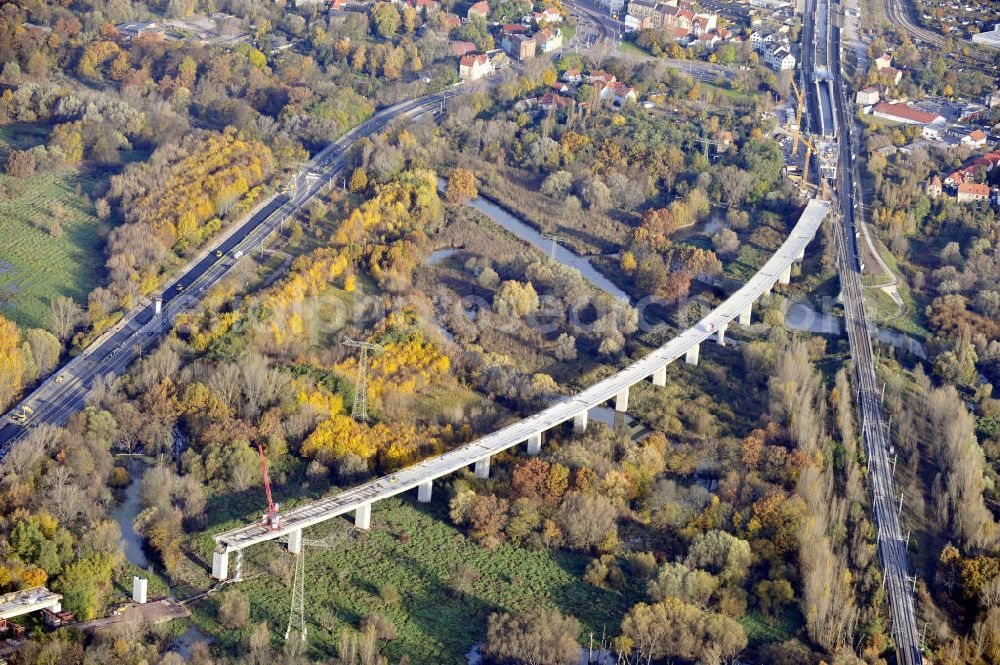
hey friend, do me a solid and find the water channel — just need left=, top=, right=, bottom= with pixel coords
left=436, top=181, right=630, bottom=302
left=109, top=458, right=151, bottom=569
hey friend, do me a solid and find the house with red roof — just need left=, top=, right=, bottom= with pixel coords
left=467, top=0, right=489, bottom=19
left=956, top=181, right=989, bottom=202
left=451, top=40, right=477, bottom=56
left=459, top=52, right=492, bottom=80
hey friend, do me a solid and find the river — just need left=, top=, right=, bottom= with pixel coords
left=110, top=459, right=151, bottom=569
left=437, top=180, right=629, bottom=302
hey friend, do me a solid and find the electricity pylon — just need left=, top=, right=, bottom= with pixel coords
left=285, top=547, right=306, bottom=643
left=341, top=338, right=383, bottom=422
left=283, top=533, right=345, bottom=645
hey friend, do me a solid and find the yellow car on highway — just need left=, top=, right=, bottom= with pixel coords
left=55, top=374, right=65, bottom=383
left=215, top=249, right=223, bottom=258
left=176, top=283, right=184, bottom=291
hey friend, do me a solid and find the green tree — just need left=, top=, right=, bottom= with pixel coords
left=373, top=3, right=401, bottom=39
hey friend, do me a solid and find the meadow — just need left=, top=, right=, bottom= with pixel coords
left=0, top=124, right=108, bottom=329
left=189, top=492, right=644, bottom=663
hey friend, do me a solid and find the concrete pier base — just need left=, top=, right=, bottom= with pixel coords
left=796, top=247, right=805, bottom=261
left=212, top=550, right=229, bottom=581
left=355, top=503, right=371, bottom=530
left=527, top=432, right=542, bottom=456
left=287, top=529, right=302, bottom=554
left=716, top=323, right=728, bottom=345
left=739, top=305, right=752, bottom=326
left=685, top=343, right=700, bottom=366
left=417, top=480, right=433, bottom=503
left=614, top=387, right=630, bottom=412
left=652, top=366, right=666, bottom=386
left=573, top=411, right=588, bottom=434
left=779, top=265, right=792, bottom=285
left=475, top=457, right=491, bottom=479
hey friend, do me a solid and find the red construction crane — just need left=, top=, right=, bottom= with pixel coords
left=257, top=443, right=281, bottom=530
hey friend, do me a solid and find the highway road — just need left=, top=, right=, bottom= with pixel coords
left=0, top=90, right=459, bottom=456
left=214, top=200, right=828, bottom=555
left=827, top=11, right=923, bottom=665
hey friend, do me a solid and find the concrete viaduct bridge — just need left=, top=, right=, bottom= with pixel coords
left=210, top=199, right=831, bottom=580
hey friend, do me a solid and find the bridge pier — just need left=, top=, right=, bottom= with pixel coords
left=212, top=550, right=229, bottom=581
left=614, top=387, right=630, bottom=413
left=287, top=529, right=303, bottom=554
left=651, top=366, right=666, bottom=386
left=779, top=264, right=792, bottom=285
left=716, top=323, right=728, bottom=345
left=475, top=457, right=491, bottom=479
left=527, top=432, right=542, bottom=456
left=739, top=304, right=752, bottom=326
left=355, top=503, right=371, bottom=530
left=685, top=343, right=700, bottom=366
left=417, top=480, right=433, bottom=503
left=796, top=246, right=806, bottom=262
left=573, top=410, right=589, bottom=433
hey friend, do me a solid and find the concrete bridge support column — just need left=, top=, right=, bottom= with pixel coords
left=355, top=503, right=371, bottom=530
left=739, top=304, right=752, bottom=326
left=212, top=550, right=229, bottom=581
left=417, top=480, right=433, bottom=503
left=652, top=366, right=666, bottom=386
left=475, top=457, right=491, bottom=479
left=796, top=247, right=806, bottom=262
left=779, top=264, right=792, bottom=285
left=527, top=432, right=542, bottom=456
left=573, top=411, right=589, bottom=434
left=716, top=323, right=728, bottom=345
left=287, top=529, right=303, bottom=554
left=615, top=387, right=630, bottom=413
left=685, top=343, right=700, bottom=366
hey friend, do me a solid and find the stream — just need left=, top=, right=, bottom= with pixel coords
left=437, top=180, right=630, bottom=302
left=110, top=458, right=151, bottom=570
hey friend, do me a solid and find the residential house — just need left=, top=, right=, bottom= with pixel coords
left=957, top=181, right=990, bottom=202
left=549, top=81, right=570, bottom=93
left=879, top=66, right=903, bottom=86
left=985, top=91, right=1000, bottom=108
left=611, top=82, right=637, bottom=105
left=451, top=40, right=478, bottom=56
left=874, top=52, right=893, bottom=70
left=944, top=166, right=978, bottom=187
left=442, top=13, right=462, bottom=28
left=694, top=32, right=720, bottom=49
left=762, top=43, right=795, bottom=70
left=586, top=70, right=617, bottom=85
left=534, top=27, right=562, bottom=52
left=459, top=53, right=493, bottom=80
left=871, top=102, right=945, bottom=126
left=562, top=68, right=583, bottom=84
left=502, top=32, right=536, bottom=60
left=467, top=0, right=489, bottom=19
left=855, top=87, right=880, bottom=106
left=539, top=92, right=574, bottom=111
left=590, top=81, right=616, bottom=102
left=690, top=13, right=716, bottom=36
left=925, top=175, right=942, bottom=199
left=502, top=23, right=528, bottom=34
left=714, top=130, right=734, bottom=148
left=528, top=7, right=563, bottom=22
left=963, top=128, right=988, bottom=148
left=116, top=21, right=163, bottom=40
left=407, top=0, right=440, bottom=11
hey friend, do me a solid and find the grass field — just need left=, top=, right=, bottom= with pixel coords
left=0, top=125, right=109, bottom=329
left=189, top=494, right=644, bottom=663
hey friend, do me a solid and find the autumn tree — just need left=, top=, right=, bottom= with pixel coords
left=446, top=168, right=477, bottom=204
left=484, top=608, right=581, bottom=665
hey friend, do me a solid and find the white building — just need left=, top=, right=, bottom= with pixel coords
left=973, top=23, right=1000, bottom=48
left=763, top=43, right=795, bottom=70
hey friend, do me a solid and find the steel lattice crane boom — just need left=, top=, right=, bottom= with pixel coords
left=790, top=78, right=806, bottom=153
left=257, top=443, right=281, bottom=530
